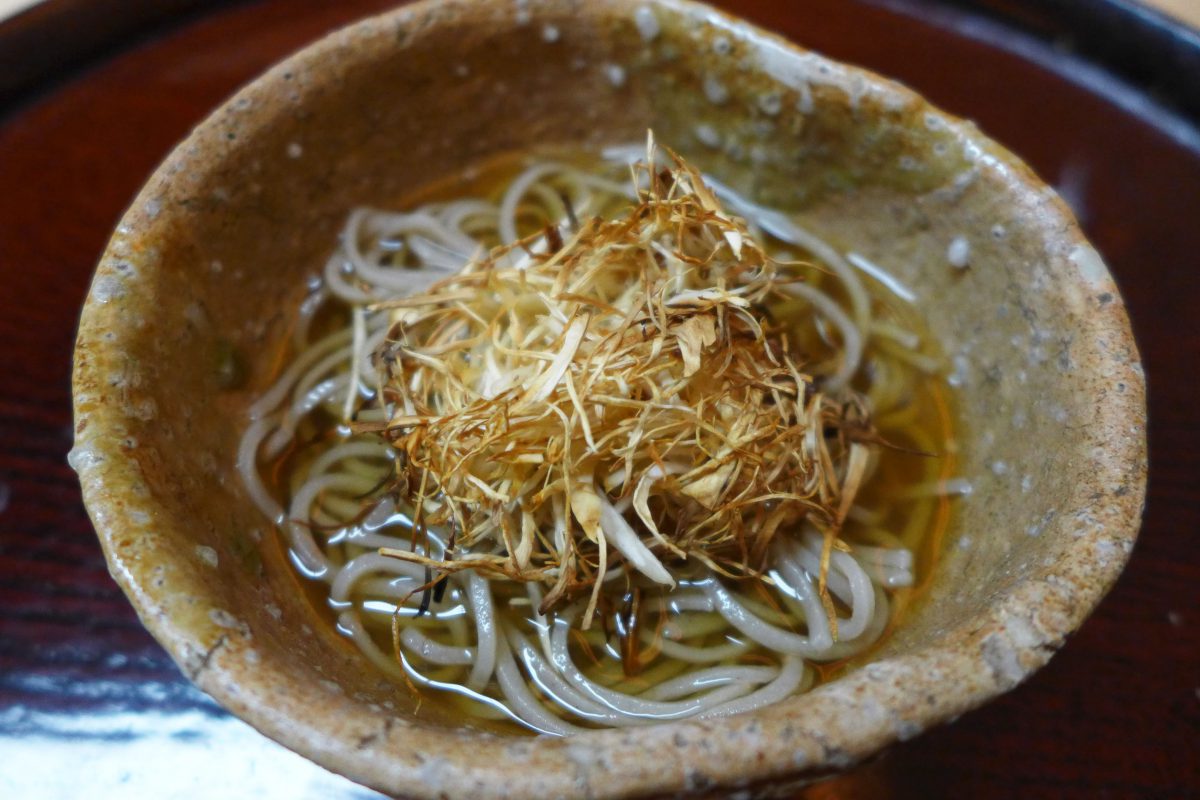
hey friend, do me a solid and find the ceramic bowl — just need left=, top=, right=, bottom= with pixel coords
left=72, top=0, right=1146, bottom=796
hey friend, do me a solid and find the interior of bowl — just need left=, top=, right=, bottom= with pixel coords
left=71, top=0, right=1146, bottom=797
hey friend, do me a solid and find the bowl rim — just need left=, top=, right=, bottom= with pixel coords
left=72, top=0, right=1148, bottom=796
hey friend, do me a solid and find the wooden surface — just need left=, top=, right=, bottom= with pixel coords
left=2, top=0, right=1199, bottom=26
left=1, top=0, right=1197, bottom=797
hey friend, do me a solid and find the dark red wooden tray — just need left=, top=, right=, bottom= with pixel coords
left=1, top=1, right=1197, bottom=797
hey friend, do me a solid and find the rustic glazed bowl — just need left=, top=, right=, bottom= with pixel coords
left=72, top=0, right=1146, bottom=797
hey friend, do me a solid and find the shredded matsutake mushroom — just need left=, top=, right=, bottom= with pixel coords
left=366, top=139, right=874, bottom=628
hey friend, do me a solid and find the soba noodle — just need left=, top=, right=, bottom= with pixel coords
left=237, top=141, right=956, bottom=734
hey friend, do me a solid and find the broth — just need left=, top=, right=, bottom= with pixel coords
left=245, top=146, right=959, bottom=735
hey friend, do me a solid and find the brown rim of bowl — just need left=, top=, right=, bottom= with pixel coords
left=73, top=0, right=1147, bottom=797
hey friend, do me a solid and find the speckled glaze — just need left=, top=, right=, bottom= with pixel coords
left=71, top=1, right=1146, bottom=797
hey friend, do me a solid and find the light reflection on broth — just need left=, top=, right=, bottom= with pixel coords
left=240, top=143, right=959, bottom=735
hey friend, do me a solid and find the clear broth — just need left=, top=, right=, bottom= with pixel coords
left=259, top=148, right=959, bottom=734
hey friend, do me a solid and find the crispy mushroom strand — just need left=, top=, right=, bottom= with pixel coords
left=369, top=141, right=875, bottom=628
